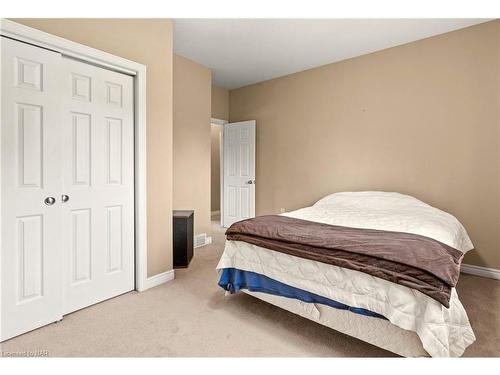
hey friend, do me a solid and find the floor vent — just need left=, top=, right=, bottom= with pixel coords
left=194, top=233, right=212, bottom=248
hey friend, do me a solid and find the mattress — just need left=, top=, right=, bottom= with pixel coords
left=216, top=191, right=476, bottom=357
left=218, top=267, right=386, bottom=319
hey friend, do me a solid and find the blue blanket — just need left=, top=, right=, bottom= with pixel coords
left=218, top=268, right=385, bottom=319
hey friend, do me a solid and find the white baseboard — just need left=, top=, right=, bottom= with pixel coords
left=142, top=269, right=175, bottom=291
left=211, top=210, right=220, bottom=216
left=460, top=264, right=500, bottom=280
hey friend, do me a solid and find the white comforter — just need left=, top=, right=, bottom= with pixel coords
left=216, top=191, right=476, bottom=357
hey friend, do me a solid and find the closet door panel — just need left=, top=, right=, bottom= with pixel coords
left=1, top=37, right=63, bottom=341
left=61, top=57, right=135, bottom=314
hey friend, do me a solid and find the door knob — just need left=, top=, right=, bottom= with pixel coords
left=61, top=194, right=70, bottom=203
left=247, top=180, right=256, bottom=185
left=44, top=197, right=56, bottom=206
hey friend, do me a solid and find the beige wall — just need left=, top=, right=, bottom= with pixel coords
left=14, top=18, right=174, bottom=277
left=173, top=55, right=212, bottom=236
left=211, top=124, right=222, bottom=211
left=211, top=85, right=229, bottom=120
left=230, top=21, right=500, bottom=270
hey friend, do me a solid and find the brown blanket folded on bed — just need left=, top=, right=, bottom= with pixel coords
left=225, top=215, right=464, bottom=307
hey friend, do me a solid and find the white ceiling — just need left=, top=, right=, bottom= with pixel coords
left=173, top=19, right=489, bottom=89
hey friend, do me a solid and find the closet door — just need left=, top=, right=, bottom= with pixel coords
left=61, top=57, right=135, bottom=314
left=1, top=37, right=63, bottom=341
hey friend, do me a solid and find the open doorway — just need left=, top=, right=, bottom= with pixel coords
left=211, top=118, right=226, bottom=225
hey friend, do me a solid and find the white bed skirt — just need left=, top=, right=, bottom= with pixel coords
left=242, top=290, right=429, bottom=357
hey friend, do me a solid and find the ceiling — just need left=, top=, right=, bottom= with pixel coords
left=173, top=19, right=489, bottom=89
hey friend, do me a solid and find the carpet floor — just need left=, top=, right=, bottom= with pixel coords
left=1, top=218, right=499, bottom=357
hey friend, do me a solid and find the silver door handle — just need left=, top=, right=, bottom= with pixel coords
left=44, top=197, right=56, bottom=206
left=247, top=180, right=255, bottom=185
left=61, top=194, right=70, bottom=203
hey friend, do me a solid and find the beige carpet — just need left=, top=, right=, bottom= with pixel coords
left=1, top=218, right=499, bottom=357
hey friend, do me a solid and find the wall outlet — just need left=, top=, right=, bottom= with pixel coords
left=280, top=208, right=286, bottom=213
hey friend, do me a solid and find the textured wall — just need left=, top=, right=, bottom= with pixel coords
left=230, top=21, right=500, bottom=269
left=211, top=85, right=229, bottom=120
left=173, top=55, right=212, bottom=236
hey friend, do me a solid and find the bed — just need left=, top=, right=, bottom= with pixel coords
left=216, top=191, right=476, bottom=357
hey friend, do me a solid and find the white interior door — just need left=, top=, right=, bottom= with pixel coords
left=1, top=37, right=64, bottom=341
left=61, top=57, right=135, bottom=314
left=222, top=120, right=256, bottom=227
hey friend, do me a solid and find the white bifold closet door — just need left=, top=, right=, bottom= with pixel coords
left=61, top=57, right=135, bottom=314
left=1, top=37, right=135, bottom=341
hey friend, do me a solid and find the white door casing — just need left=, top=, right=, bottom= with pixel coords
left=1, top=37, right=64, bottom=340
left=61, top=57, right=135, bottom=314
left=222, top=120, right=256, bottom=227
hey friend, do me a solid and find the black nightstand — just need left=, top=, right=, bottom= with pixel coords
left=173, top=210, right=194, bottom=268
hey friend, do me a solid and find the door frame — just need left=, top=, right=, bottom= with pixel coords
left=0, top=19, right=151, bottom=294
left=210, top=118, right=228, bottom=227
